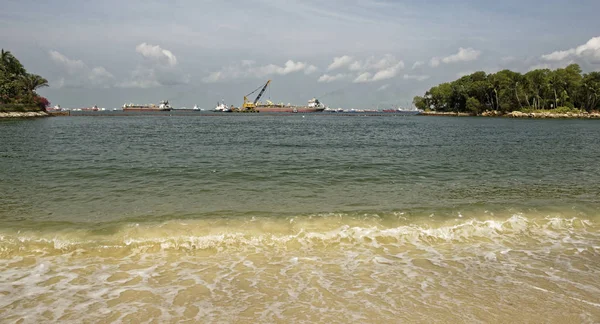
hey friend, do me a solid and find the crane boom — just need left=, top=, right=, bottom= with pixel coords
left=242, top=80, right=272, bottom=111
left=253, top=80, right=271, bottom=104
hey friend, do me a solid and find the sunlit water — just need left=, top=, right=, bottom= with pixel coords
left=1, top=114, right=600, bottom=323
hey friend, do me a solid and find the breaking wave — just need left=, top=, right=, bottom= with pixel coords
left=2, top=213, right=600, bottom=323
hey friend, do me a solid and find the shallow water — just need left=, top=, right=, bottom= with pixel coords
left=1, top=115, right=600, bottom=322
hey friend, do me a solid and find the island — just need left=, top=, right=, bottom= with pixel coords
left=0, top=49, right=50, bottom=118
left=413, top=64, right=600, bottom=118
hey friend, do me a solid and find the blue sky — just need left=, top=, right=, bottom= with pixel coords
left=2, top=0, right=600, bottom=109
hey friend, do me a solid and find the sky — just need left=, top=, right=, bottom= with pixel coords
left=2, top=0, right=600, bottom=109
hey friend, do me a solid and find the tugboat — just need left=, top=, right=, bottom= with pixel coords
left=213, top=100, right=231, bottom=112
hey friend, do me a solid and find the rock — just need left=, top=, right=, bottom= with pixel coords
left=0, top=111, right=48, bottom=118
left=507, top=111, right=529, bottom=118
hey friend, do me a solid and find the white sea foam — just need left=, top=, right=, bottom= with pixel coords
left=1, top=214, right=600, bottom=322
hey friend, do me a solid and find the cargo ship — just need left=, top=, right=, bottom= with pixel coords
left=122, top=100, right=172, bottom=111
left=254, top=98, right=326, bottom=113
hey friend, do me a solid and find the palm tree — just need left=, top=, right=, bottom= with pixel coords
left=20, top=74, right=48, bottom=94
left=0, top=49, right=26, bottom=76
left=19, top=74, right=49, bottom=110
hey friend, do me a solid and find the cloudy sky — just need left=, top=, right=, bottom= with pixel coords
left=2, top=0, right=600, bottom=109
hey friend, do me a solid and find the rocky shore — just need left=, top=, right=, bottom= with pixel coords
left=420, top=111, right=473, bottom=117
left=504, top=111, right=600, bottom=119
left=0, top=111, right=48, bottom=118
left=421, top=110, right=600, bottom=119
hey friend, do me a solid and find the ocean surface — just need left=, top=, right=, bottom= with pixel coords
left=1, top=113, right=600, bottom=323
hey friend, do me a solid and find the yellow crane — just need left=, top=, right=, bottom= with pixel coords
left=242, top=80, right=271, bottom=111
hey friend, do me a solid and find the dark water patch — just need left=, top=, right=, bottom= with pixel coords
left=1, top=116, right=600, bottom=225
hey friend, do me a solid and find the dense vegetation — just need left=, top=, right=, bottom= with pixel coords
left=0, top=49, right=50, bottom=111
left=413, top=64, right=600, bottom=114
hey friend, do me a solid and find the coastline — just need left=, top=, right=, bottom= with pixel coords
left=0, top=111, right=48, bottom=118
left=3, top=109, right=599, bottom=119
left=420, top=110, right=600, bottom=119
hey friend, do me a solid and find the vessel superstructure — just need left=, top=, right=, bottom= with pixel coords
left=213, top=100, right=231, bottom=112
left=254, top=98, right=326, bottom=113
left=122, top=100, right=172, bottom=111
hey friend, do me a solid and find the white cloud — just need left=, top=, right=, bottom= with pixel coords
left=412, top=61, right=424, bottom=69
left=349, top=61, right=363, bottom=71
left=117, top=70, right=161, bottom=88
left=49, top=50, right=115, bottom=88
left=442, top=47, right=481, bottom=64
left=371, top=62, right=403, bottom=81
left=135, top=42, right=178, bottom=66
left=430, top=47, right=481, bottom=67
left=117, top=64, right=190, bottom=89
left=327, top=55, right=354, bottom=71
left=429, top=57, right=440, bottom=67
left=348, top=54, right=404, bottom=72
left=50, top=45, right=187, bottom=89
left=318, top=73, right=347, bottom=83
left=403, top=74, right=430, bottom=81
left=203, top=59, right=318, bottom=82
left=304, top=65, right=318, bottom=74
left=501, top=56, right=516, bottom=64
left=353, top=72, right=372, bottom=83
left=89, top=67, right=115, bottom=85
left=371, top=55, right=403, bottom=70
left=542, top=51, right=572, bottom=62
left=120, top=43, right=187, bottom=88
left=541, top=36, right=600, bottom=63
left=377, top=84, right=390, bottom=91
left=49, top=50, right=86, bottom=74
left=254, top=60, right=316, bottom=76
left=338, top=54, right=405, bottom=82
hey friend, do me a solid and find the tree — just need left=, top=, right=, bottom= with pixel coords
left=524, top=69, right=550, bottom=109
left=0, top=49, right=26, bottom=76
left=35, top=96, right=50, bottom=111
left=562, top=64, right=583, bottom=108
left=466, top=97, right=482, bottom=114
left=416, top=64, right=590, bottom=113
left=0, top=48, right=50, bottom=110
left=412, top=96, right=428, bottom=111
left=20, top=74, right=48, bottom=98
left=581, top=72, right=600, bottom=112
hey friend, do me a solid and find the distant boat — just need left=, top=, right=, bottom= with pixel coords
left=80, top=105, right=99, bottom=111
left=382, top=107, right=422, bottom=115
left=193, top=105, right=204, bottom=111
left=122, top=100, right=172, bottom=111
left=213, top=101, right=231, bottom=112
left=254, top=98, right=327, bottom=113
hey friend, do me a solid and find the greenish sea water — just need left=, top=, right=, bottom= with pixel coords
left=1, top=114, right=600, bottom=322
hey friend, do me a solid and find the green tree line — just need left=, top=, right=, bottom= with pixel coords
left=0, top=49, right=50, bottom=111
left=413, top=64, right=600, bottom=114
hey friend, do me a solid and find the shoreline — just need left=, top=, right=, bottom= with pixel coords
left=2, top=110, right=600, bottom=119
left=0, top=111, right=49, bottom=118
left=420, top=110, right=600, bottom=119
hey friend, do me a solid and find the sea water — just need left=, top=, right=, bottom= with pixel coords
left=1, top=114, right=599, bottom=322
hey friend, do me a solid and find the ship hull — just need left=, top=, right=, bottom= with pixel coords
left=123, top=107, right=172, bottom=111
left=254, top=106, right=325, bottom=113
